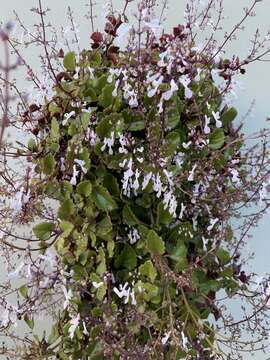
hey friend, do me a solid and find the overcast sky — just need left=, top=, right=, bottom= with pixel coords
left=1, top=1, right=270, bottom=359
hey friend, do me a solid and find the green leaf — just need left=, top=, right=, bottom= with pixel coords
left=167, top=108, right=180, bottom=129
left=74, top=234, right=88, bottom=259
left=19, top=285, right=28, bottom=299
left=58, top=352, right=69, bottom=360
left=115, top=244, right=137, bottom=270
left=96, top=215, right=112, bottom=237
left=80, top=112, right=91, bottom=130
left=89, top=51, right=102, bottom=67
left=221, top=107, right=237, bottom=126
left=63, top=51, right=76, bottom=71
left=96, top=113, right=123, bottom=138
left=33, top=222, right=55, bottom=241
left=168, top=243, right=187, bottom=262
left=77, top=180, right=92, bottom=197
left=165, top=131, right=181, bottom=154
left=157, top=202, right=173, bottom=226
left=129, top=120, right=145, bottom=131
left=98, top=84, right=114, bottom=108
left=147, top=230, right=165, bottom=255
left=103, top=173, right=120, bottom=196
left=59, top=221, right=74, bottom=238
left=68, top=122, right=78, bottom=136
left=96, top=283, right=107, bottom=301
left=72, top=264, right=88, bottom=280
left=199, top=280, right=221, bottom=294
left=93, top=74, right=108, bottom=94
left=27, top=138, right=37, bottom=152
left=139, top=260, right=157, bottom=282
left=42, top=153, right=55, bottom=175
left=96, top=247, right=106, bottom=275
left=58, top=198, right=75, bottom=220
left=61, top=180, right=73, bottom=193
left=167, top=242, right=188, bottom=271
left=141, top=282, right=160, bottom=303
left=79, top=251, right=89, bottom=265
left=209, top=128, right=225, bottom=150
left=92, top=185, right=117, bottom=212
left=124, top=111, right=145, bottom=131
left=107, top=240, right=114, bottom=258
left=123, top=205, right=140, bottom=226
left=51, top=117, right=59, bottom=141
left=24, top=314, right=34, bottom=330
left=217, top=248, right=231, bottom=265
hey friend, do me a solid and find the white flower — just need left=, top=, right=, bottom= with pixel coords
left=181, top=331, right=189, bottom=349
left=158, top=98, right=164, bottom=113
left=82, top=321, right=89, bottom=335
left=112, top=79, right=120, bottom=97
left=130, top=288, right=136, bottom=305
left=8, top=262, right=24, bottom=279
left=158, top=50, right=168, bottom=68
left=82, top=107, right=92, bottom=115
left=92, top=281, right=103, bottom=289
left=142, top=17, right=163, bottom=39
left=107, top=68, right=122, bottom=83
left=74, top=159, right=87, bottom=174
left=230, top=168, right=241, bottom=185
left=113, top=282, right=131, bottom=303
left=163, top=169, right=174, bottom=187
left=168, top=196, right=177, bottom=217
left=0, top=304, right=17, bottom=328
left=194, top=68, right=202, bottom=82
left=162, top=79, right=179, bottom=101
left=179, top=75, right=193, bottom=99
left=133, top=169, right=141, bottom=194
left=161, top=331, right=171, bottom=345
left=202, top=236, right=209, bottom=252
left=129, top=95, right=138, bottom=108
left=68, top=314, right=80, bottom=339
left=188, top=164, right=197, bottom=182
left=119, top=135, right=128, bottom=154
left=142, top=172, right=153, bottom=190
left=62, top=285, right=72, bottom=310
left=63, top=111, right=76, bottom=126
left=122, top=158, right=134, bottom=197
left=153, top=173, right=163, bottom=198
left=147, top=74, right=164, bottom=98
left=179, top=203, right=186, bottom=219
left=182, top=141, right=192, bottom=149
left=60, top=157, right=66, bottom=172
left=207, top=218, right=219, bottom=232
left=88, top=67, right=95, bottom=79
left=101, top=132, right=115, bottom=155
left=70, top=165, right=79, bottom=186
left=128, top=228, right=140, bottom=245
left=88, top=129, right=98, bottom=146
left=212, top=111, right=222, bottom=128
left=204, top=115, right=211, bottom=134
left=11, top=187, right=30, bottom=215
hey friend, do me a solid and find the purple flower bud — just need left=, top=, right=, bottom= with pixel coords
left=5, top=20, right=15, bottom=32
left=0, top=29, right=8, bottom=41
